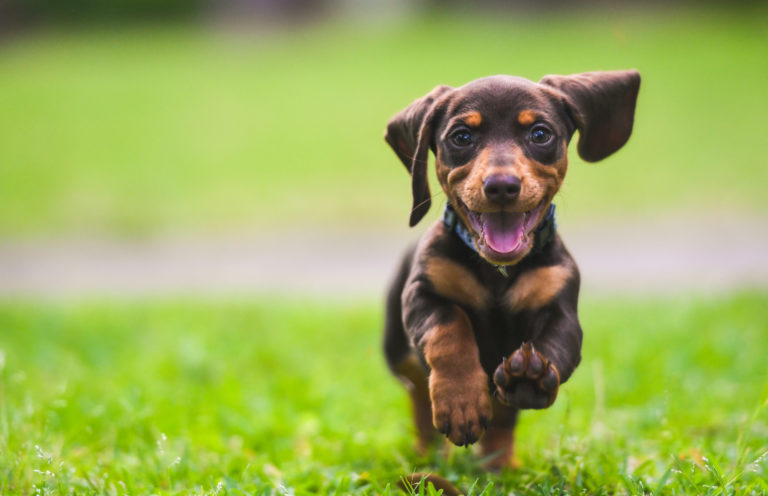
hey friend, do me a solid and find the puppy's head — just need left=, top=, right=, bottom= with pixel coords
left=385, top=70, right=640, bottom=265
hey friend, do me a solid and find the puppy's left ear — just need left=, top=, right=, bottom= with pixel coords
left=385, top=85, right=453, bottom=227
left=540, top=70, right=640, bottom=162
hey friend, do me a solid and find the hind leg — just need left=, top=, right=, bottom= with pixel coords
left=479, top=397, right=519, bottom=470
left=391, top=353, right=438, bottom=452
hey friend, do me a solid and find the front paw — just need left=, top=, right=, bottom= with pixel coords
left=430, top=370, right=491, bottom=447
left=493, top=342, right=560, bottom=409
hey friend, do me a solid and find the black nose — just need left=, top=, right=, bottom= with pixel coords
left=483, top=175, right=521, bottom=203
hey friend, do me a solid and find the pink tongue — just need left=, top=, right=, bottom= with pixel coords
left=482, top=212, right=525, bottom=253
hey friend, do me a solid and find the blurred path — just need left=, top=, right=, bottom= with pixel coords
left=1, top=216, right=767, bottom=298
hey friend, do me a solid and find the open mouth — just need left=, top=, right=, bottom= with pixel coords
left=460, top=201, right=547, bottom=263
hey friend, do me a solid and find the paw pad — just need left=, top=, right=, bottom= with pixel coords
left=493, top=342, right=560, bottom=409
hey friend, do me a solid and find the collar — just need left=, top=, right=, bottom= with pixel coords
left=442, top=202, right=557, bottom=276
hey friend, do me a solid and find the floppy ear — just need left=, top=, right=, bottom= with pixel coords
left=384, top=85, right=452, bottom=226
left=540, top=70, right=640, bottom=162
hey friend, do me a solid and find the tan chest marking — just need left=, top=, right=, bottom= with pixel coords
left=425, top=257, right=490, bottom=310
left=506, top=264, right=572, bottom=312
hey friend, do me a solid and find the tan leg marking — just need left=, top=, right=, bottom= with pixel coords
left=505, top=264, right=572, bottom=312
left=423, top=308, right=491, bottom=446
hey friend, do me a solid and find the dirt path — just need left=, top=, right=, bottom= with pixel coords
left=1, top=217, right=767, bottom=298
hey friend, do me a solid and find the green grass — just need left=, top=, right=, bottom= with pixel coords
left=1, top=293, right=766, bottom=494
left=1, top=5, right=767, bottom=236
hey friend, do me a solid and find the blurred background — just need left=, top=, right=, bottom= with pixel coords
left=1, top=0, right=767, bottom=297
left=1, top=3, right=767, bottom=493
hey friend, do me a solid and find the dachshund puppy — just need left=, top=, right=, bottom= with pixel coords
left=383, top=70, right=640, bottom=469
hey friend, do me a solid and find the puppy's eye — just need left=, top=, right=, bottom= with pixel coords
left=451, top=131, right=473, bottom=147
left=529, top=125, right=553, bottom=145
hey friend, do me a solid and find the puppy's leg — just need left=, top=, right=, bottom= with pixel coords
left=391, top=353, right=437, bottom=452
left=480, top=398, right=519, bottom=470
left=384, top=247, right=437, bottom=451
left=394, top=246, right=491, bottom=447
left=494, top=341, right=561, bottom=409
left=495, top=272, right=582, bottom=410
left=403, top=298, right=491, bottom=447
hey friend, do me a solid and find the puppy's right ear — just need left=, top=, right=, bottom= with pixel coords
left=385, top=85, right=452, bottom=227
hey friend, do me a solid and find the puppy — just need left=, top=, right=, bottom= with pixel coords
left=382, top=70, right=640, bottom=469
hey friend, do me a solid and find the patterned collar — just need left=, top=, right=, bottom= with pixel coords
left=442, top=202, right=557, bottom=276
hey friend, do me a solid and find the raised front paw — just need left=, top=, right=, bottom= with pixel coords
left=430, top=370, right=491, bottom=447
left=493, top=342, right=560, bottom=409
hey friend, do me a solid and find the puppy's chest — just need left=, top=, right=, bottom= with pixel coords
left=425, top=253, right=564, bottom=314
left=426, top=255, right=562, bottom=323
left=430, top=262, right=536, bottom=337
left=467, top=296, right=525, bottom=332
left=466, top=300, right=539, bottom=373
left=422, top=254, right=565, bottom=371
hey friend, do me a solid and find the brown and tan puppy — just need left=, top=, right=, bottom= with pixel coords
left=382, top=70, right=640, bottom=469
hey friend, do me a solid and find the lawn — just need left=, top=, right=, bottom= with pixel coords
left=1, top=293, right=766, bottom=494
left=1, top=4, right=767, bottom=495
left=1, top=5, right=767, bottom=237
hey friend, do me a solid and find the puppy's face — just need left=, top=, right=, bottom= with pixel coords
left=386, top=71, right=640, bottom=265
left=432, top=77, right=572, bottom=264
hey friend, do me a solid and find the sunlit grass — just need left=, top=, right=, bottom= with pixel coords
left=1, top=5, right=767, bottom=236
left=1, top=293, right=766, bottom=494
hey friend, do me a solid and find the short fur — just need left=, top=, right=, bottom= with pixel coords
left=383, top=70, right=640, bottom=469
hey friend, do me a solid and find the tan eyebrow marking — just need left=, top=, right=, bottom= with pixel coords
left=517, top=110, right=538, bottom=126
left=462, top=112, right=482, bottom=127
left=448, top=112, right=482, bottom=130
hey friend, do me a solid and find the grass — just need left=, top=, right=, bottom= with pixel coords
left=1, top=5, right=767, bottom=237
left=1, top=293, right=766, bottom=494
left=1, top=5, right=767, bottom=495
